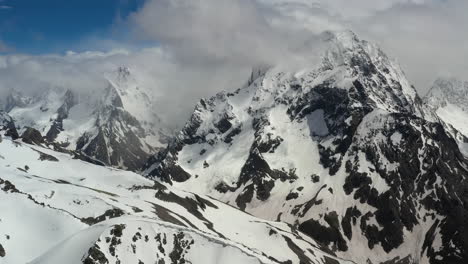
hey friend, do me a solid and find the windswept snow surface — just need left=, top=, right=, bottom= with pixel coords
left=0, top=135, right=350, bottom=264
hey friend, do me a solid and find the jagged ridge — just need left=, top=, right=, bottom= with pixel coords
left=144, top=31, right=468, bottom=264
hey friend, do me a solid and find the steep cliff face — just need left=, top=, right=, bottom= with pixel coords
left=144, top=31, right=468, bottom=264
left=0, top=111, right=19, bottom=139
left=4, top=66, right=169, bottom=170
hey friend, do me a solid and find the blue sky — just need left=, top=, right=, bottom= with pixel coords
left=0, top=0, right=146, bottom=54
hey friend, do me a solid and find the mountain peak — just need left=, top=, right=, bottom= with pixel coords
left=115, top=65, right=132, bottom=85
left=117, top=65, right=131, bottom=76
left=325, top=30, right=360, bottom=50
left=4, top=90, right=33, bottom=112
left=425, top=77, right=468, bottom=109
left=143, top=31, right=468, bottom=264
left=102, top=84, right=124, bottom=108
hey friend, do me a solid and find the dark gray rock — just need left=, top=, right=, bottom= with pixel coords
left=21, top=127, right=44, bottom=145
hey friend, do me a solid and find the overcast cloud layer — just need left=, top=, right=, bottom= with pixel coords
left=0, top=0, right=466, bottom=127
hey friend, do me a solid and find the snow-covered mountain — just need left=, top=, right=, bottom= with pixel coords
left=423, top=77, right=468, bottom=155
left=0, top=111, right=19, bottom=140
left=0, top=130, right=350, bottom=264
left=3, top=66, right=169, bottom=170
left=144, top=31, right=468, bottom=264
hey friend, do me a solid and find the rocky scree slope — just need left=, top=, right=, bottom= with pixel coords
left=144, top=31, right=468, bottom=264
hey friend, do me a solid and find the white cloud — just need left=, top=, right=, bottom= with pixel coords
left=0, top=47, right=251, bottom=127
left=351, top=0, right=468, bottom=92
left=0, top=0, right=466, bottom=128
left=129, top=0, right=468, bottom=93
left=256, top=0, right=468, bottom=92
left=130, top=0, right=328, bottom=67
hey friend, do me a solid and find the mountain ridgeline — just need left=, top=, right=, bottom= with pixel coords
left=0, top=30, right=467, bottom=264
left=1, top=66, right=169, bottom=171
left=143, top=31, right=468, bottom=264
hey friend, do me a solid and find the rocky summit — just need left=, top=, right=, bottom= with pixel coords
left=2, top=66, right=169, bottom=171
left=144, top=31, right=468, bottom=264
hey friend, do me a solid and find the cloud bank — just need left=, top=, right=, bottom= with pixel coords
left=129, top=0, right=468, bottom=93
left=351, top=0, right=468, bottom=92
left=0, top=0, right=466, bottom=128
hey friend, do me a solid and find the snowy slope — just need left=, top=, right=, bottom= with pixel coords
left=0, top=133, right=350, bottom=264
left=4, top=66, right=169, bottom=170
left=423, top=77, right=468, bottom=155
left=145, top=31, right=468, bottom=264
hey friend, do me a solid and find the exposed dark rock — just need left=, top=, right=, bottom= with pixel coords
left=21, top=127, right=44, bottom=145
left=0, top=178, right=20, bottom=193
left=83, top=244, right=108, bottom=264
left=379, top=256, right=413, bottom=264
left=224, top=126, right=242, bottom=144
left=132, top=232, right=142, bottom=242
left=281, top=235, right=315, bottom=264
left=214, top=182, right=237, bottom=194
left=46, top=90, right=77, bottom=142
left=214, top=115, right=232, bottom=134
left=299, top=212, right=348, bottom=252
left=81, top=208, right=125, bottom=225
left=108, top=224, right=125, bottom=257
left=0, top=243, right=5, bottom=258
left=0, top=112, right=19, bottom=139
left=235, top=184, right=255, bottom=211
left=311, top=174, right=320, bottom=183
left=32, top=149, right=59, bottom=162
left=238, top=150, right=276, bottom=202
left=286, top=192, right=299, bottom=201
left=169, top=232, right=194, bottom=264
left=341, top=207, right=361, bottom=240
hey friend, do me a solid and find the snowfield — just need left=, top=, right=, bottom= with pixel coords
left=0, top=136, right=350, bottom=264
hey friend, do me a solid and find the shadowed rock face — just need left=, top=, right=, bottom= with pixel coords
left=21, top=127, right=44, bottom=145
left=45, top=90, right=77, bottom=143
left=76, top=101, right=152, bottom=171
left=144, top=32, right=468, bottom=264
left=2, top=66, right=168, bottom=171
left=63, top=86, right=157, bottom=171
left=2, top=87, right=155, bottom=171
left=0, top=111, right=19, bottom=139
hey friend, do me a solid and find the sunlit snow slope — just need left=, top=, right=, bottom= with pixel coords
left=0, top=132, right=350, bottom=264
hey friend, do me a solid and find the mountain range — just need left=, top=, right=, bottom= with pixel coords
left=2, top=66, right=169, bottom=171
left=0, top=30, right=466, bottom=264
